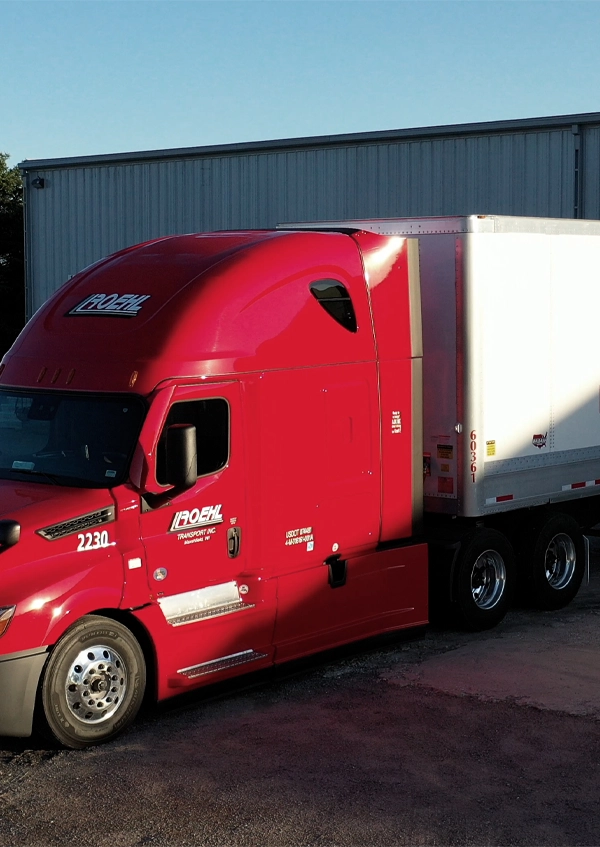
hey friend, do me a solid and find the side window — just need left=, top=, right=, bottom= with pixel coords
left=156, top=398, right=229, bottom=485
left=309, top=279, right=358, bottom=333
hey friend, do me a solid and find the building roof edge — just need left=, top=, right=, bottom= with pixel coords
left=18, top=111, right=600, bottom=171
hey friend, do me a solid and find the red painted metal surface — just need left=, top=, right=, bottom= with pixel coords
left=2, top=231, right=375, bottom=394
left=0, top=228, right=428, bottom=729
left=0, top=481, right=124, bottom=654
left=355, top=232, right=422, bottom=541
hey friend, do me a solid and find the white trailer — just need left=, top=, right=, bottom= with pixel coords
left=400, top=215, right=600, bottom=519
left=283, top=215, right=600, bottom=623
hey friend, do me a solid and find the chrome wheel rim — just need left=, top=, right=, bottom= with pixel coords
left=544, top=533, right=576, bottom=590
left=65, top=644, right=127, bottom=724
left=471, top=549, right=506, bottom=609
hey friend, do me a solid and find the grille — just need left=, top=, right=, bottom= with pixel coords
left=37, top=506, right=115, bottom=541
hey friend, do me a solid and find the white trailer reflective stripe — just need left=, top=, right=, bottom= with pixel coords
left=485, top=494, right=514, bottom=505
left=561, top=480, right=600, bottom=491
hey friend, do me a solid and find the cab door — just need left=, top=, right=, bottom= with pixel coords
left=139, top=382, right=275, bottom=683
left=261, top=366, right=383, bottom=661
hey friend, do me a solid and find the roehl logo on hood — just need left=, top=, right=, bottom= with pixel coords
left=68, top=293, right=151, bottom=317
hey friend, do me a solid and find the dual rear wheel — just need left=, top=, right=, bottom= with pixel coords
left=451, top=514, right=585, bottom=630
left=519, top=513, right=585, bottom=611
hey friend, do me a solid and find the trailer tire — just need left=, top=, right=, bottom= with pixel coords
left=453, top=529, right=514, bottom=631
left=521, top=513, right=585, bottom=611
left=39, top=615, right=146, bottom=749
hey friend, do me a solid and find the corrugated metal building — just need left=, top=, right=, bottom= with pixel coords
left=19, top=111, right=600, bottom=318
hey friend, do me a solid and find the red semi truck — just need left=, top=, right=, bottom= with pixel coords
left=0, top=215, right=596, bottom=748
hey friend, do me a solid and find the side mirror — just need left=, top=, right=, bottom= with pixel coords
left=143, top=424, right=197, bottom=510
left=0, top=520, right=20, bottom=551
left=165, top=424, right=198, bottom=491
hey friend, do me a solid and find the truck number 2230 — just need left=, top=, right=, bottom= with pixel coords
left=77, top=530, right=111, bottom=552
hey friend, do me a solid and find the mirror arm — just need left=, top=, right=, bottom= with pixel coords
left=142, top=481, right=193, bottom=512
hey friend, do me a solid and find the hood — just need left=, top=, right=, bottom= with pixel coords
left=0, top=479, right=116, bottom=547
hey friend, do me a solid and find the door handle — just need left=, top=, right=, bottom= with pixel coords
left=227, top=527, right=242, bottom=558
left=325, top=554, right=347, bottom=588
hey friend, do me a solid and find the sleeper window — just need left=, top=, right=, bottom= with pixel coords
left=309, top=280, right=357, bottom=333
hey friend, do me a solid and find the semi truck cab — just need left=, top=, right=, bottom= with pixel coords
left=0, top=228, right=428, bottom=747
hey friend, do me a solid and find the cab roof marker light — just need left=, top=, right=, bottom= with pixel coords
left=0, top=606, right=16, bottom=637
left=129, top=371, right=139, bottom=388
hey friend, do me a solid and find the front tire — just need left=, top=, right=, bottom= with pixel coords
left=520, top=513, right=585, bottom=611
left=453, top=529, right=515, bottom=631
left=39, top=615, right=146, bottom=749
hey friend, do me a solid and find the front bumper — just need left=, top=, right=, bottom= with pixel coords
left=0, top=647, right=49, bottom=737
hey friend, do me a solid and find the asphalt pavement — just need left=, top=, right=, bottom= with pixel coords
left=1, top=550, right=600, bottom=846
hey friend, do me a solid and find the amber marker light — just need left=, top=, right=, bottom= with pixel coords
left=0, top=606, right=16, bottom=637
left=129, top=370, right=139, bottom=388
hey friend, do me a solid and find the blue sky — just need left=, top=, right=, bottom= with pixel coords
left=3, top=0, right=600, bottom=167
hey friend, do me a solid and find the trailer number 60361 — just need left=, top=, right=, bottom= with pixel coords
left=77, top=530, right=111, bottom=552
left=470, top=430, right=477, bottom=483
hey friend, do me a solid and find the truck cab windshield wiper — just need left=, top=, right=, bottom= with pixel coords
left=9, top=467, right=62, bottom=486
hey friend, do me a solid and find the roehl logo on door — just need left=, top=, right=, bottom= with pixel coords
left=169, top=505, right=224, bottom=532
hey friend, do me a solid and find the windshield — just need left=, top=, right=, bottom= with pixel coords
left=0, top=390, right=146, bottom=488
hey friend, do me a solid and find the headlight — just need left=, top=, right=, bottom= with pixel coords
left=0, top=606, right=16, bottom=637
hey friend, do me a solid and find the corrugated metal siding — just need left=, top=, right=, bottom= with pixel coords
left=22, top=120, right=594, bottom=316
left=583, top=127, right=600, bottom=220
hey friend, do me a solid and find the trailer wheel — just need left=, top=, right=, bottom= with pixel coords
left=521, top=514, right=585, bottom=610
left=453, top=529, right=515, bottom=630
left=39, top=615, right=146, bottom=749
